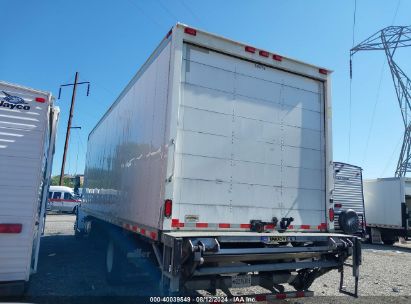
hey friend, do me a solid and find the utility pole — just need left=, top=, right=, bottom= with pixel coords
left=58, top=72, right=90, bottom=185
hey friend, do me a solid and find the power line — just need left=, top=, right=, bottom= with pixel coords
left=381, top=134, right=403, bottom=176
left=348, top=0, right=357, bottom=162
left=127, top=0, right=168, bottom=28
left=157, top=0, right=179, bottom=22
left=391, top=0, right=401, bottom=24
left=180, top=0, right=204, bottom=26
left=362, top=62, right=386, bottom=162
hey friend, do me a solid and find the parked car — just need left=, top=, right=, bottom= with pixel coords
left=48, top=186, right=80, bottom=213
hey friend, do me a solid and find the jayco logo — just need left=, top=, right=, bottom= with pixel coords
left=0, top=91, right=31, bottom=111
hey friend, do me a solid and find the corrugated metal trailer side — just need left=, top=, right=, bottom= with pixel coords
left=333, top=162, right=365, bottom=236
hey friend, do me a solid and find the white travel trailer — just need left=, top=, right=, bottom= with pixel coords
left=0, top=81, right=59, bottom=295
left=76, top=24, right=361, bottom=298
left=333, top=162, right=366, bottom=238
left=364, top=177, right=410, bottom=244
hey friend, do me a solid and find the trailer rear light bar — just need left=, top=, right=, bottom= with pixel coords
left=0, top=223, right=22, bottom=233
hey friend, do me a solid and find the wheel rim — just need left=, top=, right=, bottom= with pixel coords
left=106, top=240, right=114, bottom=273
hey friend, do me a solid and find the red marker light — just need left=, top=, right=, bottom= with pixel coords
left=35, top=97, right=46, bottom=103
left=273, top=54, right=283, bottom=61
left=334, top=203, right=342, bottom=208
left=259, top=50, right=269, bottom=57
left=319, top=68, right=328, bottom=75
left=184, top=27, right=197, bottom=36
left=245, top=46, right=256, bottom=53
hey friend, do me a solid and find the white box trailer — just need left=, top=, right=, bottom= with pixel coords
left=76, top=24, right=361, bottom=298
left=0, top=81, right=59, bottom=295
left=364, top=177, right=410, bottom=244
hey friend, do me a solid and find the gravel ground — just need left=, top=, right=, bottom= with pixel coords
left=19, top=214, right=411, bottom=304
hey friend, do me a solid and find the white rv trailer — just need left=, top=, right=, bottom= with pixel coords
left=0, top=81, right=59, bottom=295
left=333, top=162, right=366, bottom=237
left=76, top=23, right=361, bottom=298
left=364, top=177, right=410, bottom=244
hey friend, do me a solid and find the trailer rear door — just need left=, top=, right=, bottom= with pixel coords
left=173, top=43, right=326, bottom=230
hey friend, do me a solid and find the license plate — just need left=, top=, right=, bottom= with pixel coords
left=261, top=236, right=295, bottom=244
left=231, top=274, right=251, bottom=288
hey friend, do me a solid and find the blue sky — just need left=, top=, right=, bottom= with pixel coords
left=1, top=0, right=410, bottom=178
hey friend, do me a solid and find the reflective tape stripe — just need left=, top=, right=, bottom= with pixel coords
left=170, top=219, right=325, bottom=231
left=121, top=222, right=158, bottom=241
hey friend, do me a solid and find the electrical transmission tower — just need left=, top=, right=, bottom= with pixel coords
left=350, top=26, right=411, bottom=177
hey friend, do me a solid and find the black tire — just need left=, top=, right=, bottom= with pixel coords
left=105, top=238, right=127, bottom=285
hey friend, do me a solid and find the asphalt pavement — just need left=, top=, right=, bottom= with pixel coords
left=16, top=214, right=411, bottom=304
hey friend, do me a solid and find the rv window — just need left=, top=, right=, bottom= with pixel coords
left=53, top=192, right=62, bottom=199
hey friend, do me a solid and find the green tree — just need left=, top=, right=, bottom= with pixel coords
left=51, top=175, right=76, bottom=188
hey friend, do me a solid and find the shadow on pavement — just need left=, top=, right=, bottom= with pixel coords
left=362, top=243, right=411, bottom=253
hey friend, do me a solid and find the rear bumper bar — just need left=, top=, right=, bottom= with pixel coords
left=158, top=231, right=362, bottom=296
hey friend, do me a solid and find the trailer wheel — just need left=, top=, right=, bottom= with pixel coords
left=105, top=239, right=127, bottom=285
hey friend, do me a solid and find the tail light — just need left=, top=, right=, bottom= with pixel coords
left=334, top=203, right=342, bottom=208
left=35, top=97, right=46, bottom=103
left=164, top=199, right=172, bottom=218
left=0, top=224, right=22, bottom=233
left=329, top=208, right=335, bottom=222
